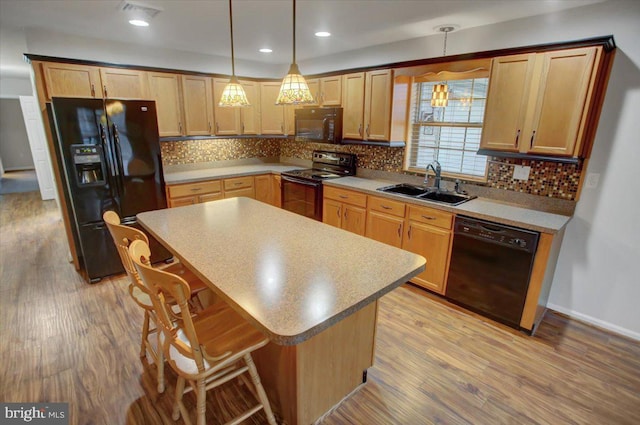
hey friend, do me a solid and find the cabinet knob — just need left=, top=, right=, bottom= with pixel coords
left=366, top=124, right=370, bottom=137
left=397, top=224, right=402, bottom=238
left=90, top=84, right=95, bottom=97
left=103, top=85, right=108, bottom=98
left=358, top=124, right=363, bottom=137
left=530, top=130, right=537, bottom=148
left=515, top=129, right=521, bottom=148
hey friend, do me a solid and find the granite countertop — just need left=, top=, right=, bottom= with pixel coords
left=164, top=162, right=303, bottom=185
left=138, top=198, right=426, bottom=345
left=324, top=177, right=571, bottom=234
left=164, top=162, right=571, bottom=234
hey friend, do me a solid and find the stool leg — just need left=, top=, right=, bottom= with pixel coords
left=244, top=354, right=277, bottom=425
left=196, top=378, right=207, bottom=425
left=140, top=310, right=150, bottom=358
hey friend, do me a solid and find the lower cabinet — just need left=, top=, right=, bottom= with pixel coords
left=166, top=180, right=223, bottom=207
left=255, top=174, right=282, bottom=207
left=366, top=196, right=405, bottom=248
left=323, top=187, right=367, bottom=236
left=401, top=205, right=453, bottom=294
left=223, top=176, right=255, bottom=199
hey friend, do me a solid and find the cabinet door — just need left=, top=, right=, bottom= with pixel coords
left=272, top=175, right=282, bottom=207
left=168, top=196, right=197, bottom=208
left=480, top=54, right=536, bottom=151
left=213, top=78, right=241, bottom=135
left=323, top=199, right=343, bottom=228
left=260, top=82, right=286, bottom=134
left=199, top=192, right=224, bottom=203
left=366, top=211, right=403, bottom=248
left=305, top=78, right=320, bottom=105
left=342, top=204, right=366, bottom=236
left=320, top=76, right=342, bottom=106
left=148, top=72, right=184, bottom=137
left=100, top=68, right=149, bottom=99
left=284, top=105, right=299, bottom=135
left=240, top=80, right=260, bottom=134
left=255, top=174, right=272, bottom=204
left=527, top=47, right=597, bottom=156
left=342, top=72, right=365, bottom=139
left=182, top=75, right=214, bottom=136
left=364, top=70, right=392, bottom=141
left=42, top=63, right=100, bottom=99
left=402, top=221, right=451, bottom=294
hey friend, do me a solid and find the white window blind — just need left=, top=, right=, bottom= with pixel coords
left=405, top=75, right=489, bottom=180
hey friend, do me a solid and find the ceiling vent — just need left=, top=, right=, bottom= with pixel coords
left=118, top=0, right=163, bottom=19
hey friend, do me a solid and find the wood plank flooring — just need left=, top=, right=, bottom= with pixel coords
left=1, top=191, right=639, bottom=425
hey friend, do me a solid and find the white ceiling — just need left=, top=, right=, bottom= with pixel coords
left=0, top=0, right=605, bottom=67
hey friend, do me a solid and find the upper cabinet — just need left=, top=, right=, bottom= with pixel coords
left=148, top=72, right=184, bottom=137
left=99, top=67, right=149, bottom=99
left=181, top=75, right=214, bottom=136
left=42, top=63, right=101, bottom=99
left=213, top=78, right=241, bottom=135
left=342, top=70, right=409, bottom=143
left=42, top=63, right=149, bottom=100
left=260, top=82, right=286, bottom=135
left=307, top=76, right=342, bottom=106
left=240, top=80, right=260, bottom=135
left=480, top=47, right=601, bottom=157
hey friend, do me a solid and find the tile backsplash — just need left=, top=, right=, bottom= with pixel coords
left=161, top=138, right=582, bottom=201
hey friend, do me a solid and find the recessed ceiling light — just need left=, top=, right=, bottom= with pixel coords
left=129, top=19, right=149, bottom=27
left=259, top=48, right=273, bottom=53
left=315, top=31, right=331, bottom=37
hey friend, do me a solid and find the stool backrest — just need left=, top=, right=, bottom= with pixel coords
left=129, top=239, right=207, bottom=375
left=103, top=210, right=149, bottom=278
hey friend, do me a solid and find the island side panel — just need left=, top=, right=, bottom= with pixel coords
left=252, top=301, right=378, bottom=425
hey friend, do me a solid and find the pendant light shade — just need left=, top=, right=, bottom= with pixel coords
left=219, top=0, right=249, bottom=107
left=276, top=0, right=313, bottom=105
left=431, top=26, right=454, bottom=108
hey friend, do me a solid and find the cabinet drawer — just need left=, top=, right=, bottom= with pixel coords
left=224, top=176, right=254, bottom=190
left=199, top=192, right=224, bottom=203
left=224, top=187, right=255, bottom=199
left=368, top=196, right=405, bottom=217
left=168, top=180, right=222, bottom=199
left=407, top=205, right=453, bottom=230
left=168, top=196, right=197, bottom=208
left=324, top=186, right=367, bottom=208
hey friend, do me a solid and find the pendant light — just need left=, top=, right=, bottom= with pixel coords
left=275, top=0, right=314, bottom=105
left=431, top=26, right=455, bottom=108
left=219, top=0, right=250, bottom=107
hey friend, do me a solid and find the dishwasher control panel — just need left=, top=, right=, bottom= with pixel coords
left=455, top=216, right=539, bottom=253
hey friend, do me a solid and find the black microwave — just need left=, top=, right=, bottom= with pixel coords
left=295, top=107, right=343, bottom=144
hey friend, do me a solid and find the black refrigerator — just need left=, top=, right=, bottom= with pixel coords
left=50, top=97, right=172, bottom=282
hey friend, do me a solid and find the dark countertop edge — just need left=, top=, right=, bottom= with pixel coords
left=268, top=262, right=426, bottom=346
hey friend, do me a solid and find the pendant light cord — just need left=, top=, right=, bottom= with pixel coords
left=229, top=0, right=236, bottom=76
left=443, top=29, right=448, bottom=56
left=292, top=0, right=297, bottom=65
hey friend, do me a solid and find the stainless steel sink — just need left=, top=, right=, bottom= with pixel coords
left=377, top=183, right=476, bottom=206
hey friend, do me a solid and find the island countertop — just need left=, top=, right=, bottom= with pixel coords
left=137, top=197, right=426, bottom=345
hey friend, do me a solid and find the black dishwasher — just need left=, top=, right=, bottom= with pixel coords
left=445, top=216, right=539, bottom=329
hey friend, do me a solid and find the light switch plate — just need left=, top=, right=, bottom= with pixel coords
left=585, top=172, right=600, bottom=189
left=513, top=165, right=531, bottom=181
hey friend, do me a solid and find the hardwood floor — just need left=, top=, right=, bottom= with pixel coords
left=1, top=191, right=639, bottom=425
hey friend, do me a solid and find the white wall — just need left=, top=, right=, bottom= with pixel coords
left=23, top=28, right=285, bottom=79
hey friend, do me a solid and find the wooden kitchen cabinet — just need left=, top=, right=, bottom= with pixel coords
left=255, top=174, right=273, bottom=205
left=272, top=175, right=282, bottom=207
left=166, top=180, right=223, bottom=207
left=181, top=75, right=214, bottom=136
left=260, top=82, right=286, bottom=135
left=323, top=187, right=367, bottom=235
left=365, top=196, right=405, bottom=248
left=307, top=76, right=342, bottom=106
left=401, top=205, right=453, bottom=295
left=341, top=69, right=408, bottom=143
left=99, top=67, right=149, bottom=99
left=240, top=80, right=260, bottom=135
left=148, top=72, right=184, bottom=137
left=42, top=62, right=101, bottom=99
left=480, top=47, right=600, bottom=157
left=223, top=176, right=255, bottom=199
left=213, top=78, right=241, bottom=135
left=341, top=72, right=366, bottom=139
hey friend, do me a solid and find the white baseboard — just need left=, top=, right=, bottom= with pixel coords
left=547, top=303, right=640, bottom=341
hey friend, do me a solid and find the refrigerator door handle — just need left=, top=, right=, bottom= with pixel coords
left=111, top=124, right=127, bottom=194
left=99, top=123, right=119, bottom=199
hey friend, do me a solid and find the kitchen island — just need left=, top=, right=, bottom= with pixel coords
left=137, top=197, right=426, bottom=424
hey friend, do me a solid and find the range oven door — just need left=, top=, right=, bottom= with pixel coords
left=281, top=175, right=323, bottom=221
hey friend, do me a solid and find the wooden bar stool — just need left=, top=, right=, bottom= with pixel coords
left=103, top=210, right=209, bottom=392
left=129, top=239, right=277, bottom=425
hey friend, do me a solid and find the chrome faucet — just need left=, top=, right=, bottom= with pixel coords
left=424, top=160, right=442, bottom=190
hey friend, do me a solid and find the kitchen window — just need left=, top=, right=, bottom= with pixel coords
left=405, top=71, right=489, bottom=180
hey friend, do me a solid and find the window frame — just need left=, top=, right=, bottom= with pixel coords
left=404, top=67, right=490, bottom=182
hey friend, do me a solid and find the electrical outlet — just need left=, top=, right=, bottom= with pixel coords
left=585, top=172, right=600, bottom=189
left=513, top=165, right=531, bottom=181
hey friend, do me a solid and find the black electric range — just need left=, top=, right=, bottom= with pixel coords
left=280, top=151, right=357, bottom=220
